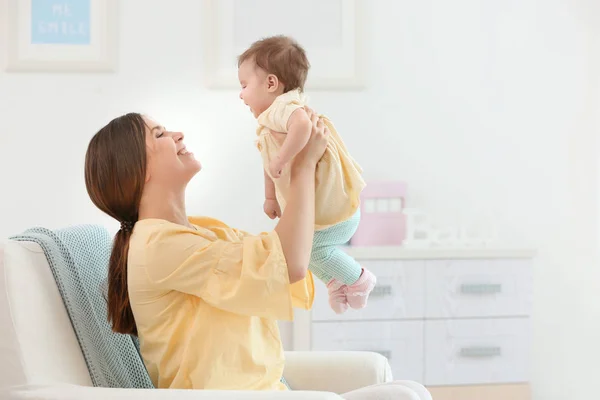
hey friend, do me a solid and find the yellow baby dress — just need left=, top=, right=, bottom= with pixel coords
left=256, top=89, right=366, bottom=230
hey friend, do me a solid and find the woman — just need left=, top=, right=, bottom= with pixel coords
left=84, top=111, right=431, bottom=400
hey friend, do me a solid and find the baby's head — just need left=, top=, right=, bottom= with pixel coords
left=238, top=35, right=310, bottom=118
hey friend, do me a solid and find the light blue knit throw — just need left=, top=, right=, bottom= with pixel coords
left=10, top=225, right=292, bottom=390
left=10, top=225, right=154, bottom=388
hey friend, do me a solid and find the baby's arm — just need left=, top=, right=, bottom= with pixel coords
left=265, top=169, right=277, bottom=200
left=263, top=169, right=281, bottom=219
left=269, top=108, right=312, bottom=178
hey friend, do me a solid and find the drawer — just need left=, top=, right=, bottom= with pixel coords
left=424, top=318, right=530, bottom=386
left=311, top=321, right=424, bottom=383
left=312, top=260, right=425, bottom=321
left=425, top=259, right=532, bottom=318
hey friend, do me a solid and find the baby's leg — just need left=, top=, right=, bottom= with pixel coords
left=309, top=210, right=376, bottom=312
left=310, top=244, right=376, bottom=311
left=310, top=235, right=362, bottom=314
left=310, top=240, right=362, bottom=285
left=309, top=210, right=363, bottom=285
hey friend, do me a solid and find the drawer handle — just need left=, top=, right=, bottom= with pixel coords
left=460, top=283, right=502, bottom=294
left=371, top=285, right=393, bottom=297
left=459, top=346, right=502, bottom=358
left=369, top=350, right=392, bottom=360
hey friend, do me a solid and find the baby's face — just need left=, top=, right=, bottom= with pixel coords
left=238, top=60, right=276, bottom=118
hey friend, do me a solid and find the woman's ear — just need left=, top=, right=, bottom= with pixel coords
left=266, top=74, right=281, bottom=92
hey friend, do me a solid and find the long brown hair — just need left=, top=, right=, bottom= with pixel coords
left=84, top=113, right=147, bottom=335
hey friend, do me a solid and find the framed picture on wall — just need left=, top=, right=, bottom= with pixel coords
left=3, top=0, right=117, bottom=72
left=201, top=0, right=366, bottom=90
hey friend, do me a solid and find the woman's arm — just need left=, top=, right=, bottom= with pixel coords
left=274, top=161, right=315, bottom=283
left=275, top=109, right=328, bottom=283
left=269, top=109, right=312, bottom=177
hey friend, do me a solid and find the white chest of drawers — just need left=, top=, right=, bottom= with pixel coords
left=292, top=247, right=535, bottom=400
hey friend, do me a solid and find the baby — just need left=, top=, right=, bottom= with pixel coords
left=237, top=35, right=376, bottom=313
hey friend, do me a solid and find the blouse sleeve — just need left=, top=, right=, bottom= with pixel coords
left=144, top=229, right=313, bottom=320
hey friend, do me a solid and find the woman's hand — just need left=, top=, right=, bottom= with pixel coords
left=293, top=107, right=329, bottom=169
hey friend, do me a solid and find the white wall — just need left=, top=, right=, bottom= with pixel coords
left=0, top=1, right=598, bottom=399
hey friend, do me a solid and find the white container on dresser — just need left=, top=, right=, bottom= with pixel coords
left=292, top=247, right=535, bottom=400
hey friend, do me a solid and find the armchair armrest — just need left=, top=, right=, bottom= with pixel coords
left=284, top=351, right=393, bottom=394
left=2, top=384, right=343, bottom=400
left=2, top=352, right=392, bottom=399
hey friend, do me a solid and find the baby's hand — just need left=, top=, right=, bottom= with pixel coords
left=269, top=158, right=284, bottom=179
left=264, top=198, right=282, bottom=219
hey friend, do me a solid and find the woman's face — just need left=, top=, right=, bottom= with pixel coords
left=143, top=116, right=201, bottom=189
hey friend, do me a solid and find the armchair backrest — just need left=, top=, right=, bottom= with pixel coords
left=0, top=240, right=93, bottom=389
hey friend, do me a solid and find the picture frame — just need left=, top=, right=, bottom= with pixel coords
left=3, top=0, right=117, bottom=72
left=201, top=0, right=366, bottom=90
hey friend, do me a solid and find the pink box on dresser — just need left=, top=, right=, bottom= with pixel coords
left=351, top=181, right=407, bottom=246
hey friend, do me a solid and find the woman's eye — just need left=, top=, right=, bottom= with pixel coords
left=157, top=132, right=164, bottom=138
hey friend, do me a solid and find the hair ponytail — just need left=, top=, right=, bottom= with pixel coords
left=107, top=227, right=137, bottom=335
left=84, top=113, right=147, bottom=335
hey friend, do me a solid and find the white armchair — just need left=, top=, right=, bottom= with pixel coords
left=0, top=240, right=392, bottom=400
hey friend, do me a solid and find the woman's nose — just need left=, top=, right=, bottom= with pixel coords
left=171, top=131, right=184, bottom=141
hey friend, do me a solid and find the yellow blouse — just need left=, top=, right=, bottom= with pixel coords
left=128, top=216, right=314, bottom=390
